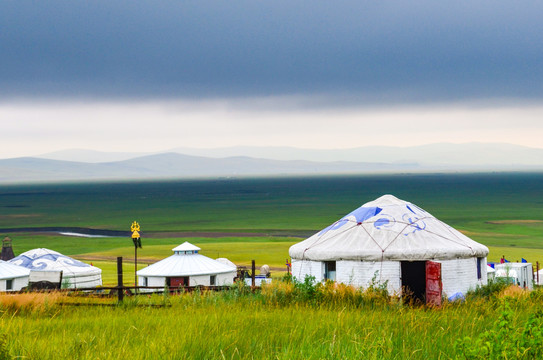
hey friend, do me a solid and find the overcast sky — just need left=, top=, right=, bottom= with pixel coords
left=1, top=1, right=543, bottom=158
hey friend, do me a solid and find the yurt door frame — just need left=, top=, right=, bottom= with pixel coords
left=168, top=276, right=190, bottom=287
left=400, top=260, right=442, bottom=305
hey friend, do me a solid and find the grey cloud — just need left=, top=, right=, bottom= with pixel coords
left=1, top=1, right=542, bottom=103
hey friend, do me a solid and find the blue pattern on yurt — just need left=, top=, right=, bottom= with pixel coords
left=402, top=204, right=427, bottom=235
left=319, top=206, right=382, bottom=235
left=318, top=203, right=429, bottom=236
left=374, top=217, right=391, bottom=229
left=10, top=253, right=90, bottom=270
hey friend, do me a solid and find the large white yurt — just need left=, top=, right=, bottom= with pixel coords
left=289, top=195, right=489, bottom=298
left=9, top=248, right=102, bottom=288
left=137, top=242, right=237, bottom=288
left=0, top=260, right=30, bottom=291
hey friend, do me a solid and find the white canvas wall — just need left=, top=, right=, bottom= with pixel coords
left=139, top=276, right=165, bottom=288
left=0, top=276, right=29, bottom=291
left=216, top=272, right=236, bottom=286
left=190, top=274, right=210, bottom=286
left=292, top=257, right=487, bottom=296
left=293, top=259, right=400, bottom=293
left=292, top=259, right=325, bottom=282
left=439, top=257, right=487, bottom=296
left=62, top=273, right=102, bottom=288
left=337, top=260, right=401, bottom=294
left=138, top=272, right=235, bottom=288
left=189, top=272, right=235, bottom=286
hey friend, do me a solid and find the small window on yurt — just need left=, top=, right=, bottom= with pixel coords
left=477, top=257, right=483, bottom=279
left=6, top=279, right=12, bottom=291
left=210, top=275, right=216, bottom=286
left=324, top=261, right=336, bottom=281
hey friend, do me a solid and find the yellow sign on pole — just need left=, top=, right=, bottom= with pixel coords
left=131, top=221, right=142, bottom=248
left=131, top=221, right=140, bottom=235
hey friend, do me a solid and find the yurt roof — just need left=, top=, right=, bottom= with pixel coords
left=0, top=260, right=31, bottom=280
left=173, top=242, right=201, bottom=252
left=9, top=248, right=101, bottom=276
left=137, top=243, right=236, bottom=277
left=216, top=258, right=237, bottom=268
left=289, top=194, right=489, bottom=262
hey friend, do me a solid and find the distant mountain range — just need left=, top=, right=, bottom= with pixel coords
left=0, top=143, right=542, bottom=183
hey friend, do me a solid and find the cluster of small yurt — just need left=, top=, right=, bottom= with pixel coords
left=137, top=242, right=237, bottom=288
left=289, top=194, right=490, bottom=299
left=9, top=248, right=102, bottom=288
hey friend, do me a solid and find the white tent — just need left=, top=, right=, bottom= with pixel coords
left=0, top=260, right=30, bottom=291
left=9, top=248, right=102, bottom=288
left=289, top=194, right=489, bottom=297
left=495, top=263, right=533, bottom=289
left=137, top=242, right=237, bottom=288
left=487, top=264, right=496, bottom=280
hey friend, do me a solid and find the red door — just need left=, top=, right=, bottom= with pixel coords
left=170, top=277, right=189, bottom=287
left=426, top=261, right=442, bottom=306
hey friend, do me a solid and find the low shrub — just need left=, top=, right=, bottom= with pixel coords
left=455, top=299, right=543, bottom=359
left=466, top=278, right=509, bottom=300
left=261, top=274, right=392, bottom=308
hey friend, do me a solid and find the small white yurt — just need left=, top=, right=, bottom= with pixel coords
left=289, top=195, right=489, bottom=299
left=9, top=248, right=102, bottom=288
left=495, top=263, right=533, bottom=289
left=0, top=260, right=30, bottom=291
left=137, top=242, right=237, bottom=288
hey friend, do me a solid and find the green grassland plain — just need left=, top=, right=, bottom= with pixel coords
left=2, top=173, right=543, bottom=360
left=1, top=173, right=543, bottom=284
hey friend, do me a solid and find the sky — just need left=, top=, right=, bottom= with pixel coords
left=1, top=1, right=543, bottom=159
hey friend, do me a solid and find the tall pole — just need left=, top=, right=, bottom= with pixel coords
left=251, top=260, right=256, bottom=289
left=134, top=244, right=137, bottom=292
left=131, top=221, right=142, bottom=295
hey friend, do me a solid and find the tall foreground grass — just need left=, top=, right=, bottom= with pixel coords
left=0, top=281, right=542, bottom=359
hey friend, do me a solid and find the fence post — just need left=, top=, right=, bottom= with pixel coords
left=117, top=256, right=124, bottom=302
left=251, top=260, right=256, bottom=288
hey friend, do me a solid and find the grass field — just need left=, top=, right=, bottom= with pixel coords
left=0, top=282, right=542, bottom=359
left=1, top=173, right=543, bottom=285
left=2, top=174, right=543, bottom=359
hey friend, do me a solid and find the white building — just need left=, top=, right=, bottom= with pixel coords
left=0, top=260, right=30, bottom=291
left=289, top=195, right=489, bottom=299
left=495, top=262, right=533, bottom=290
left=137, top=242, right=237, bottom=288
left=9, top=248, right=102, bottom=288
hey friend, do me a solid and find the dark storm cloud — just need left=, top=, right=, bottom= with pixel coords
left=1, top=1, right=542, bottom=102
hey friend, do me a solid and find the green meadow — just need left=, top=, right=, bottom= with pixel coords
left=1, top=282, right=542, bottom=359
left=2, top=174, right=543, bottom=359
left=1, top=173, right=543, bottom=283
